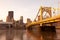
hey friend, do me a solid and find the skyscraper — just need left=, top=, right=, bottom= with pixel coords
left=19, top=16, right=23, bottom=24
left=6, top=11, right=14, bottom=22
left=8, top=11, right=14, bottom=19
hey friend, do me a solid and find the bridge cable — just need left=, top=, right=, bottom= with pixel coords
left=34, top=9, right=40, bottom=21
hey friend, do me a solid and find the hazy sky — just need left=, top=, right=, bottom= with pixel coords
left=0, top=0, right=59, bottom=22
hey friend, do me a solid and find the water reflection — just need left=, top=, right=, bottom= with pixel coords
left=40, top=26, right=56, bottom=40
left=0, top=30, right=6, bottom=40
left=0, top=29, right=24, bottom=40
left=26, top=26, right=57, bottom=40
left=0, top=28, right=60, bottom=40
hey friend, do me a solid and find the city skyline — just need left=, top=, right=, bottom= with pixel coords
left=0, top=0, right=59, bottom=23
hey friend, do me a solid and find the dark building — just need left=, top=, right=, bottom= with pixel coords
left=19, top=16, right=23, bottom=24
left=8, top=11, right=14, bottom=19
left=6, top=11, right=14, bottom=22
left=13, top=16, right=26, bottom=29
left=27, top=18, right=32, bottom=24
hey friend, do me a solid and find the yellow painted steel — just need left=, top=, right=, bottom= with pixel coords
left=26, top=14, right=60, bottom=27
left=26, top=7, right=60, bottom=27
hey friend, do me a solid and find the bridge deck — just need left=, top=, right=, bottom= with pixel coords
left=26, top=14, right=60, bottom=27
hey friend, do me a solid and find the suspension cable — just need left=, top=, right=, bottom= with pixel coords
left=34, top=8, right=40, bottom=21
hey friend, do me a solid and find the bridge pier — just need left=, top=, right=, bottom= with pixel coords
left=40, top=26, right=56, bottom=40
left=27, top=24, right=57, bottom=40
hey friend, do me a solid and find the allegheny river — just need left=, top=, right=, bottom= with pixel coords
left=0, top=28, right=60, bottom=40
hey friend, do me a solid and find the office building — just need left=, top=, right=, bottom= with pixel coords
left=6, top=11, right=14, bottom=22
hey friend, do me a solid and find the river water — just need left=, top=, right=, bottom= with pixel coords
left=0, top=28, right=60, bottom=40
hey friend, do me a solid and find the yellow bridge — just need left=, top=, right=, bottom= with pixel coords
left=26, top=6, right=60, bottom=40
left=26, top=6, right=60, bottom=28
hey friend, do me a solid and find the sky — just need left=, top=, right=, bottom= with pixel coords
left=0, top=0, right=59, bottom=23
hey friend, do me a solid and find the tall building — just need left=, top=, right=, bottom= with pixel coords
left=19, top=16, right=23, bottom=24
left=8, top=11, right=14, bottom=19
left=14, top=16, right=25, bottom=29
left=6, top=11, right=14, bottom=22
left=27, top=18, right=32, bottom=24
